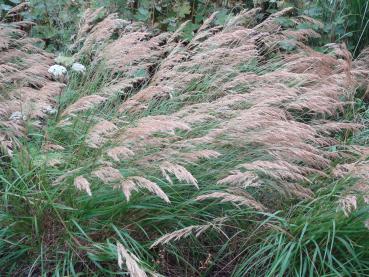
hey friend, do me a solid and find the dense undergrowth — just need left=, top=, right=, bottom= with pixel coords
left=1, top=1, right=369, bottom=276
left=1, top=60, right=368, bottom=276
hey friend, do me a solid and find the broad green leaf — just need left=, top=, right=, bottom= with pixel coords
left=135, top=7, right=150, bottom=21
left=173, top=0, right=191, bottom=19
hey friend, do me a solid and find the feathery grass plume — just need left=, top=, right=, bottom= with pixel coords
left=332, top=163, right=359, bottom=178
left=52, top=167, right=83, bottom=186
left=18, top=83, right=64, bottom=119
left=353, top=183, right=369, bottom=204
left=160, top=162, right=198, bottom=188
left=123, top=25, right=260, bottom=108
left=179, top=150, right=221, bottom=163
left=296, top=15, right=324, bottom=29
left=180, top=112, right=216, bottom=125
left=0, top=138, right=13, bottom=157
left=120, top=85, right=173, bottom=114
left=74, top=176, right=92, bottom=196
left=121, top=115, right=190, bottom=142
left=283, top=53, right=340, bottom=78
left=284, top=183, right=314, bottom=199
left=338, top=195, right=357, bottom=217
left=195, top=191, right=265, bottom=211
left=286, top=95, right=345, bottom=116
left=118, top=176, right=170, bottom=203
left=47, top=158, right=63, bottom=167
left=333, top=161, right=369, bottom=179
left=174, top=136, right=213, bottom=149
left=61, top=95, right=107, bottom=116
left=332, top=43, right=353, bottom=83
left=332, top=162, right=369, bottom=205
left=57, top=117, right=74, bottom=127
left=85, top=120, right=118, bottom=148
left=206, top=106, right=290, bottom=136
left=267, top=145, right=330, bottom=169
left=0, top=121, right=24, bottom=157
left=151, top=225, right=210, bottom=249
left=130, top=177, right=170, bottom=203
left=116, top=242, right=148, bottom=277
left=244, top=121, right=326, bottom=149
left=97, top=159, right=115, bottom=167
left=151, top=218, right=226, bottom=248
left=255, top=7, right=296, bottom=32
left=0, top=22, right=65, bottom=136
left=217, top=170, right=260, bottom=188
left=348, top=146, right=369, bottom=161
left=42, top=143, right=65, bottom=151
left=118, top=179, right=136, bottom=201
left=74, top=13, right=128, bottom=57
left=313, top=121, right=363, bottom=135
left=239, top=160, right=309, bottom=183
left=282, top=29, right=321, bottom=42
left=99, top=31, right=167, bottom=75
left=92, top=166, right=122, bottom=183
left=5, top=2, right=30, bottom=18
left=69, top=7, right=108, bottom=51
left=107, top=146, right=134, bottom=162
left=224, top=7, right=261, bottom=30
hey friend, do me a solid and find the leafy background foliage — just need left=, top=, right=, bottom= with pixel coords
left=305, top=0, right=369, bottom=56
left=1, top=0, right=368, bottom=55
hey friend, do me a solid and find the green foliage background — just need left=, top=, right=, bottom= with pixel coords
left=1, top=0, right=368, bottom=55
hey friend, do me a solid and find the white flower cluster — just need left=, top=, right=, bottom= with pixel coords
left=48, top=58, right=86, bottom=82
